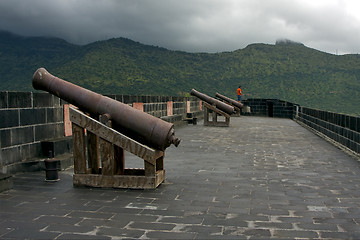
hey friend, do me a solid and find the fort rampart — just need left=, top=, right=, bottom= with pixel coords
left=1, top=93, right=359, bottom=175
left=0, top=91, right=202, bottom=174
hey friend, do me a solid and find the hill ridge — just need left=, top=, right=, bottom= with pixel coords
left=0, top=31, right=359, bottom=116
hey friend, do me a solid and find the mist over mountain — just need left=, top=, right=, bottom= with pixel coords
left=1, top=31, right=359, bottom=116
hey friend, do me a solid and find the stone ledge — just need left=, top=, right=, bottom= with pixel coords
left=2, top=153, right=73, bottom=174
left=0, top=173, right=13, bottom=193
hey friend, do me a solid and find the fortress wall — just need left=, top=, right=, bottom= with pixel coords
left=0, top=91, right=202, bottom=174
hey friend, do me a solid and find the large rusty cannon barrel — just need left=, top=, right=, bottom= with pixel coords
left=32, top=68, right=180, bottom=151
left=190, top=89, right=235, bottom=115
left=215, top=92, right=244, bottom=109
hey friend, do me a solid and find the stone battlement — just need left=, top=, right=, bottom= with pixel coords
left=1, top=92, right=359, bottom=175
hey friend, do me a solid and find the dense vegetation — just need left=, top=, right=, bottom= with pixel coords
left=1, top=31, right=359, bottom=116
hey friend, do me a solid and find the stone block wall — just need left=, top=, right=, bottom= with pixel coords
left=0, top=92, right=66, bottom=174
left=296, top=107, right=360, bottom=154
left=241, top=99, right=296, bottom=118
left=0, top=91, right=203, bottom=174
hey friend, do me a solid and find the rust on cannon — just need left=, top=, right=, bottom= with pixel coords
left=215, top=92, right=244, bottom=110
left=190, top=89, right=235, bottom=115
left=32, top=68, right=180, bottom=151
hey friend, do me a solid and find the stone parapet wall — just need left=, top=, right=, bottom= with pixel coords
left=0, top=92, right=66, bottom=174
left=295, top=106, right=360, bottom=155
left=241, top=99, right=296, bottom=118
left=0, top=91, right=203, bottom=174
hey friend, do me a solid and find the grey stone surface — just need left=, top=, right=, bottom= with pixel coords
left=0, top=116, right=360, bottom=239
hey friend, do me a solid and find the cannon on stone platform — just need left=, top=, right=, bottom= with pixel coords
left=215, top=92, right=244, bottom=116
left=32, top=68, right=180, bottom=189
left=190, top=89, right=234, bottom=126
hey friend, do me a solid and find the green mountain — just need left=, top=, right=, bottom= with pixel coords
left=1, top=31, right=360, bottom=116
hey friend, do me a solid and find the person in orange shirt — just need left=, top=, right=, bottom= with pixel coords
left=237, top=85, right=242, bottom=102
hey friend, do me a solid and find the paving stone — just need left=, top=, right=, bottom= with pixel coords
left=158, top=215, right=204, bottom=224
left=111, top=213, right=159, bottom=223
left=1, top=117, right=360, bottom=239
left=77, top=218, right=130, bottom=229
left=96, top=227, right=145, bottom=238
left=44, top=223, right=95, bottom=234
left=145, top=231, right=196, bottom=239
left=34, top=215, right=82, bottom=225
left=66, top=210, right=115, bottom=220
left=272, top=229, right=319, bottom=238
left=0, top=229, right=60, bottom=239
left=56, top=233, right=111, bottom=240
left=128, top=221, right=176, bottom=231
left=181, top=224, right=223, bottom=235
left=252, top=221, right=293, bottom=230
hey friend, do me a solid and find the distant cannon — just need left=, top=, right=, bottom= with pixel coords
left=190, top=89, right=234, bottom=127
left=32, top=68, right=180, bottom=151
left=190, top=89, right=235, bottom=115
left=215, top=92, right=244, bottom=110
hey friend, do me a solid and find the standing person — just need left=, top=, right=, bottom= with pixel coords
left=237, top=85, right=242, bottom=102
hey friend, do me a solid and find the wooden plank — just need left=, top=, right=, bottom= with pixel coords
left=100, top=137, right=115, bottom=175
left=144, top=161, right=155, bottom=176
left=87, top=131, right=100, bottom=174
left=114, top=146, right=125, bottom=175
left=99, top=116, right=115, bottom=176
left=99, top=115, right=125, bottom=175
left=72, top=123, right=86, bottom=174
left=204, top=102, right=230, bottom=118
left=203, top=103, right=230, bottom=127
left=156, top=155, right=164, bottom=171
left=73, top=170, right=165, bottom=189
left=69, top=107, right=163, bottom=165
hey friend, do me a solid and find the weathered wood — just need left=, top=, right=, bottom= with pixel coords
left=99, top=116, right=115, bottom=176
left=73, top=170, right=165, bottom=189
left=114, top=146, right=125, bottom=175
left=72, top=123, right=87, bottom=174
left=99, top=114, right=125, bottom=175
left=144, top=161, right=155, bottom=176
left=87, top=131, right=100, bottom=174
left=100, top=137, right=115, bottom=175
left=69, top=107, right=166, bottom=189
left=70, top=107, right=164, bottom=165
left=156, top=155, right=164, bottom=171
left=203, top=102, right=230, bottom=127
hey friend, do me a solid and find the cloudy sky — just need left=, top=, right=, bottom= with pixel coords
left=0, top=0, right=359, bottom=54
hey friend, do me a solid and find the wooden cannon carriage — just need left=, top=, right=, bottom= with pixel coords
left=191, top=89, right=235, bottom=127
left=32, top=68, right=180, bottom=189
left=215, top=92, right=244, bottom=117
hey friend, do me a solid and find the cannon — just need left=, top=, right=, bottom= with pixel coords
left=190, top=89, right=235, bottom=115
left=32, top=68, right=180, bottom=151
left=215, top=92, right=244, bottom=110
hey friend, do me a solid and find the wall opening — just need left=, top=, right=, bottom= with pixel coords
left=267, top=101, right=274, bottom=117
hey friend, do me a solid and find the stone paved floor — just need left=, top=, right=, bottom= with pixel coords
left=1, top=117, right=360, bottom=239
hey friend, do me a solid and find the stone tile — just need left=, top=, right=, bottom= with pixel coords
left=44, top=223, right=95, bottom=234
left=2, top=117, right=360, bottom=239
left=128, top=221, right=176, bottom=231
left=66, top=211, right=115, bottom=220
left=145, top=231, right=196, bottom=239
left=57, top=233, right=111, bottom=239
left=272, top=229, right=319, bottom=238
left=97, top=227, right=145, bottom=238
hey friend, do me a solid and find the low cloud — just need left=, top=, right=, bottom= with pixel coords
left=0, top=0, right=359, bottom=54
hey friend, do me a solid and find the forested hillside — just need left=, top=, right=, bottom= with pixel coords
left=1, top=31, right=359, bottom=116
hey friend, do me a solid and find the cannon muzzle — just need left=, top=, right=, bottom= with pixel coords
left=215, top=92, right=244, bottom=110
left=190, top=89, right=235, bottom=115
left=32, top=68, right=180, bottom=150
